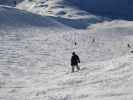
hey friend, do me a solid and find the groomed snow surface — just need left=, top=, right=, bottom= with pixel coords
left=0, top=5, right=133, bottom=100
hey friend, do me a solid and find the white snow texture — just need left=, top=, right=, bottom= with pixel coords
left=0, top=0, right=133, bottom=100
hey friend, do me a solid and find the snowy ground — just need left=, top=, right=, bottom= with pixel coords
left=0, top=5, right=133, bottom=100
left=0, top=29, right=133, bottom=100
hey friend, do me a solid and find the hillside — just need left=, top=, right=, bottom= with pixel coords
left=1, top=23, right=133, bottom=99
left=17, top=0, right=93, bottom=19
left=0, top=2, right=133, bottom=100
left=17, top=0, right=106, bottom=29
left=0, top=5, right=68, bottom=29
left=1, top=0, right=133, bottom=20
left=17, top=0, right=133, bottom=20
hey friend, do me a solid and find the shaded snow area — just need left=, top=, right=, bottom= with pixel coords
left=0, top=5, right=70, bottom=30
left=66, top=0, right=133, bottom=20
left=18, top=0, right=133, bottom=20
left=0, top=5, right=133, bottom=100
left=17, top=0, right=90, bottom=19
left=16, top=0, right=106, bottom=29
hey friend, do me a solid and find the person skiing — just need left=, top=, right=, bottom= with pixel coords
left=92, top=38, right=95, bottom=43
left=127, top=43, right=131, bottom=48
left=71, top=52, right=80, bottom=72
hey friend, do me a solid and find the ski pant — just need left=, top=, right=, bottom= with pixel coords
left=71, top=64, right=80, bottom=72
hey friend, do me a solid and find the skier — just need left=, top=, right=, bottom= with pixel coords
left=92, top=38, right=95, bottom=43
left=127, top=43, right=131, bottom=48
left=71, top=52, right=80, bottom=72
left=74, top=42, right=77, bottom=46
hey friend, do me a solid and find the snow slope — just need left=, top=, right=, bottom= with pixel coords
left=17, top=0, right=105, bottom=29
left=17, top=0, right=133, bottom=20
left=2, top=0, right=133, bottom=20
left=0, top=5, right=70, bottom=29
left=1, top=27, right=133, bottom=100
left=0, top=4, right=133, bottom=100
left=17, top=0, right=91, bottom=19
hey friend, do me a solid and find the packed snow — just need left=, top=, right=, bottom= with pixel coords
left=0, top=2, right=133, bottom=100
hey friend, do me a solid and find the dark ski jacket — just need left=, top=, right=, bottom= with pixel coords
left=71, top=54, right=80, bottom=66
